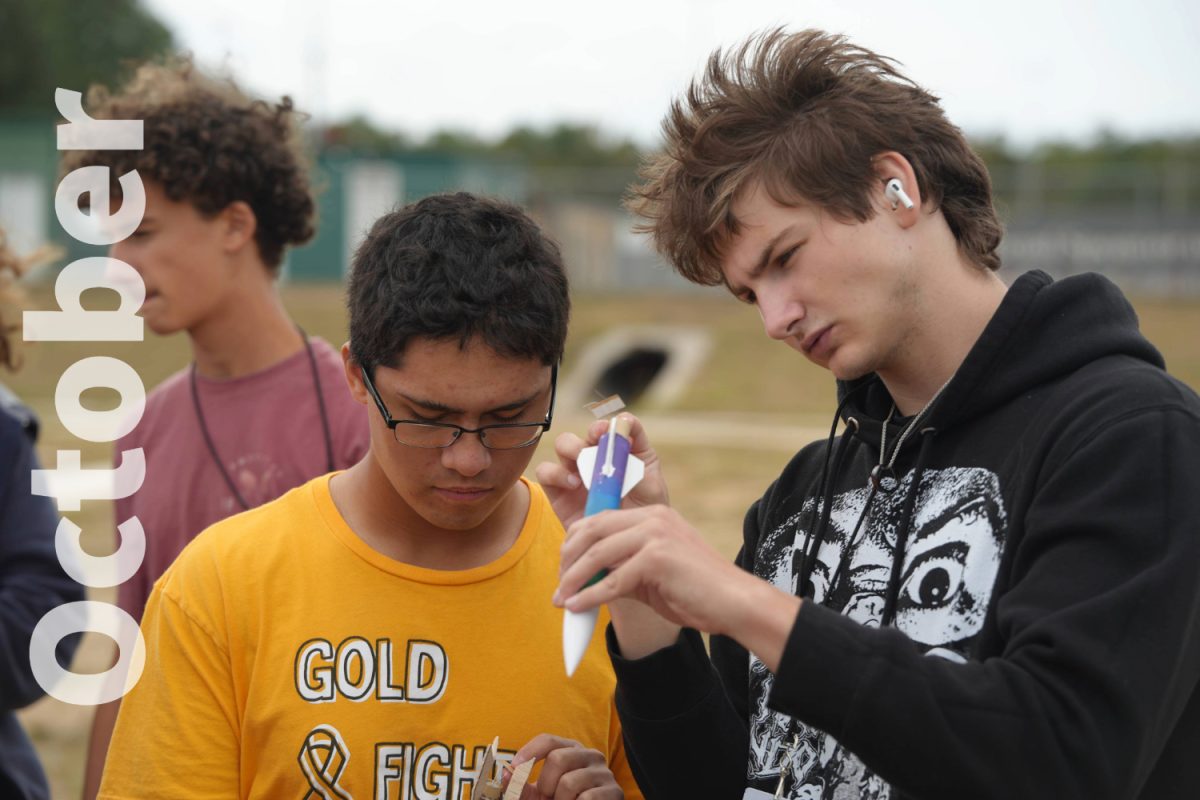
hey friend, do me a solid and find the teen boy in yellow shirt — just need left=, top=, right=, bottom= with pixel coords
left=100, top=194, right=640, bottom=800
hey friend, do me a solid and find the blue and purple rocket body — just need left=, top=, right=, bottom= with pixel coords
left=583, top=425, right=631, bottom=516
left=563, top=416, right=641, bottom=676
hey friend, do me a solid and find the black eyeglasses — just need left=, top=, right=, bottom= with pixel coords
left=360, top=363, right=557, bottom=450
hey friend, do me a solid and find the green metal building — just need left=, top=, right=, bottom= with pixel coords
left=0, top=117, right=528, bottom=281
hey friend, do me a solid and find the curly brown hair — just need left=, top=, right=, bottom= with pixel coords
left=59, top=57, right=315, bottom=271
left=626, top=28, right=1003, bottom=286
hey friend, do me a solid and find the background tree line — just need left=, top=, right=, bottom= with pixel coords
left=2, top=0, right=1196, bottom=212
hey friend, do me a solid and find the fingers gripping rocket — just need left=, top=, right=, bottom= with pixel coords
left=562, top=404, right=645, bottom=676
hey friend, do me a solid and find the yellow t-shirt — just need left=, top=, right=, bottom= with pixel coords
left=100, top=475, right=642, bottom=800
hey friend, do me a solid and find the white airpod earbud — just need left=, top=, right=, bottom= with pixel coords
left=884, top=178, right=915, bottom=210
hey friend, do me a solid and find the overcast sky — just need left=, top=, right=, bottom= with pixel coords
left=142, top=0, right=1200, bottom=149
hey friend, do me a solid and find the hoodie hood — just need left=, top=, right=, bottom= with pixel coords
left=796, top=270, right=1168, bottom=629
left=836, top=270, right=1165, bottom=437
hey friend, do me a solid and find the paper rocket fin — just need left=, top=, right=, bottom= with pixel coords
left=576, top=445, right=644, bottom=497
left=471, top=737, right=503, bottom=800
left=502, top=760, right=535, bottom=800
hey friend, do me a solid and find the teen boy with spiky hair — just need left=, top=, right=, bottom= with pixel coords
left=65, top=60, right=369, bottom=796
left=545, top=29, right=1200, bottom=799
left=100, top=194, right=640, bottom=800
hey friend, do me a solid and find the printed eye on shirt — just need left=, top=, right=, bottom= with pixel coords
left=749, top=466, right=1008, bottom=799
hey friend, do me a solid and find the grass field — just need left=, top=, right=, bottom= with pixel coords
left=9, top=283, right=1199, bottom=798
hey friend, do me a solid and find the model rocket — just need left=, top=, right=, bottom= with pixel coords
left=563, top=413, right=645, bottom=676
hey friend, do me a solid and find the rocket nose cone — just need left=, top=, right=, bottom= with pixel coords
left=562, top=606, right=600, bottom=677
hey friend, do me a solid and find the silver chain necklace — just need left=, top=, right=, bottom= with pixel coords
left=871, top=376, right=952, bottom=492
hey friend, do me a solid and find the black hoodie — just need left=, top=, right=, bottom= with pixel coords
left=0, top=384, right=84, bottom=800
left=609, top=271, right=1200, bottom=799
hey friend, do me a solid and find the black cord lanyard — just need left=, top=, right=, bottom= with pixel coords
left=191, top=328, right=335, bottom=511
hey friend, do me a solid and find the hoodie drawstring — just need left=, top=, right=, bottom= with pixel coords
left=793, top=379, right=877, bottom=599
left=881, top=426, right=938, bottom=626
left=796, top=419, right=858, bottom=597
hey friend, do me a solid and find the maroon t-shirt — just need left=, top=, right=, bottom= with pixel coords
left=114, top=338, right=369, bottom=620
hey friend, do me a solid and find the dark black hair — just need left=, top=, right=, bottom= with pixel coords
left=348, top=192, right=570, bottom=371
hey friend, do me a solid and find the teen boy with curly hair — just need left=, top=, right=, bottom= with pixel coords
left=68, top=60, right=368, bottom=796
left=100, top=194, right=640, bottom=800
left=545, top=29, right=1200, bottom=799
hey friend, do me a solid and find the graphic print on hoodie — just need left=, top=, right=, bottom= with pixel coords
left=606, top=272, right=1200, bottom=800
left=747, top=467, right=1008, bottom=799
